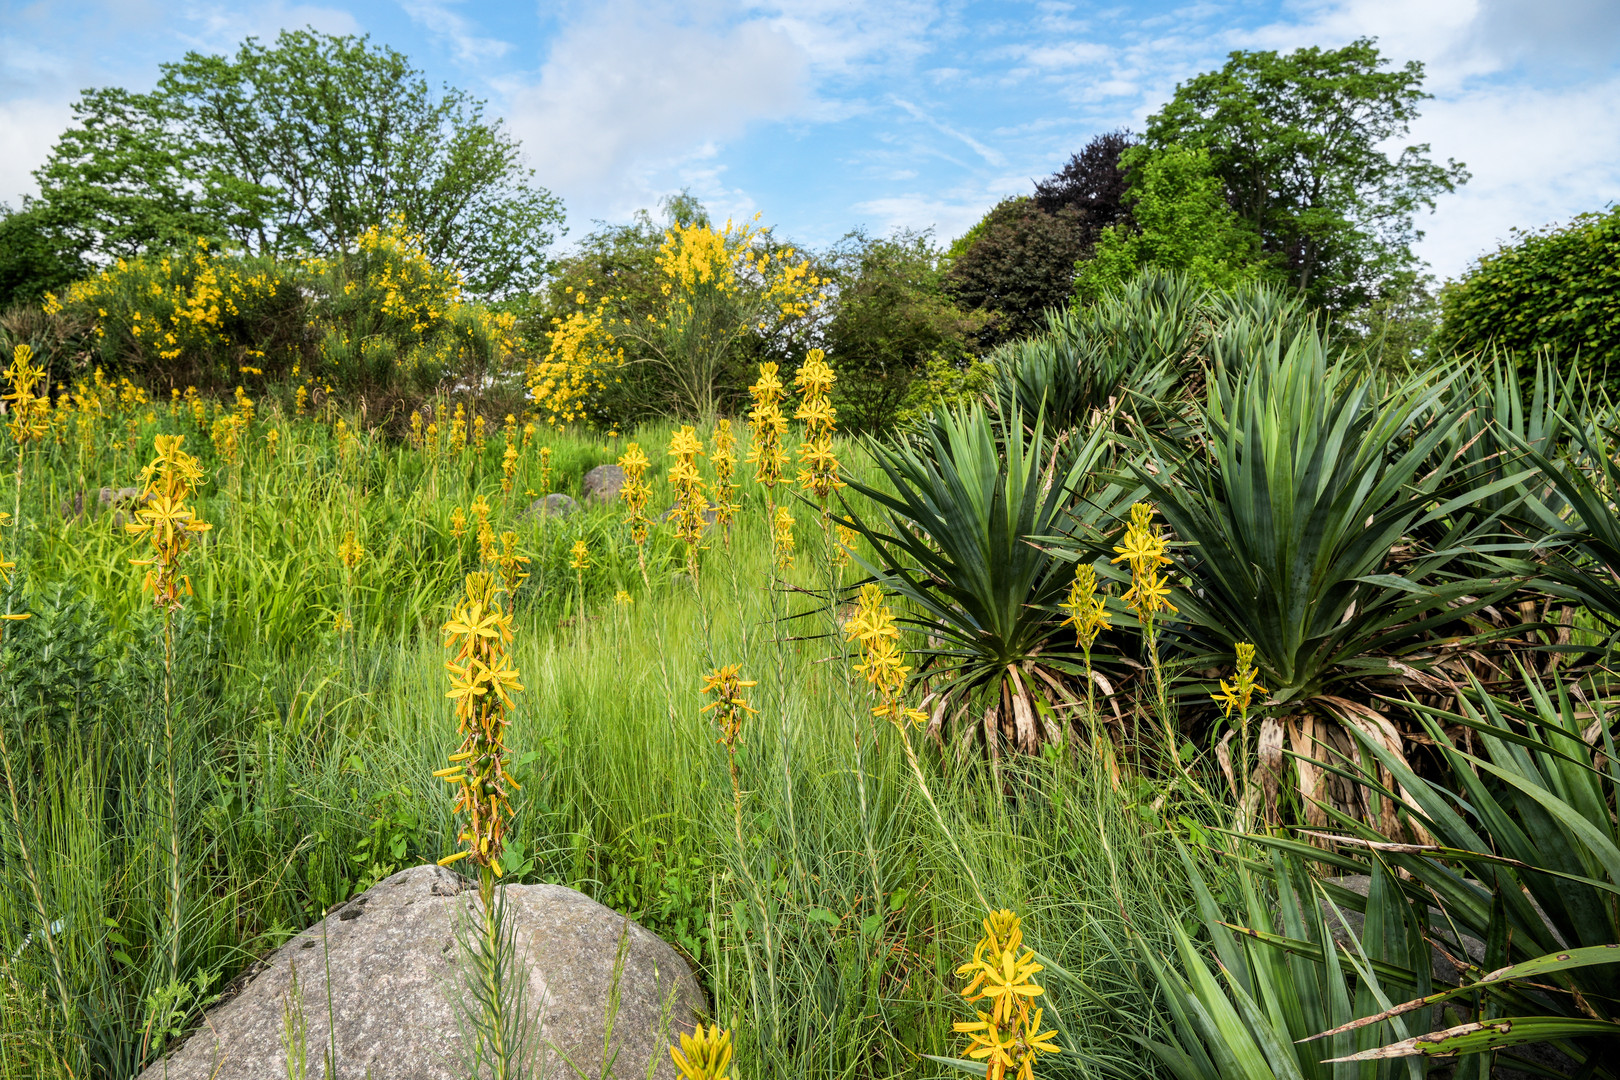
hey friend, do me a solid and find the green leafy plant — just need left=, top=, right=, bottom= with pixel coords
left=841, top=402, right=1113, bottom=754
left=1276, top=670, right=1620, bottom=1068
left=1087, top=847, right=1459, bottom=1080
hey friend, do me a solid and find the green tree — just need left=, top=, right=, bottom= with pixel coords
left=35, top=29, right=563, bottom=296
left=1074, top=145, right=1267, bottom=302
left=1437, top=204, right=1620, bottom=379
left=823, top=229, right=981, bottom=432
left=0, top=202, right=87, bottom=310
left=1144, top=37, right=1466, bottom=313
left=944, top=197, right=1088, bottom=348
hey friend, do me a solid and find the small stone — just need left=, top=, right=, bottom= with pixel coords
left=524, top=493, right=578, bottom=520
left=582, top=464, right=626, bottom=503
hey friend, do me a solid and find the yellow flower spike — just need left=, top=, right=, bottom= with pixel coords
left=834, top=523, right=859, bottom=570
left=440, top=571, right=523, bottom=871
left=710, top=419, right=739, bottom=535
left=1212, top=641, right=1267, bottom=718
left=700, top=664, right=758, bottom=757
left=746, top=364, right=789, bottom=489
left=952, top=1013, right=1018, bottom=1080
left=666, top=426, right=709, bottom=584
left=568, top=539, right=590, bottom=572
left=771, top=506, right=795, bottom=570
left=337, top=531, right=366, bottom=571
left=1058, top=565, right=1110, bottom=652
left=669, top=1023, right=733, bottom=1080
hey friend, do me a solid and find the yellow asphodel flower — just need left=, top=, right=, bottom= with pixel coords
left=669, top=1023, right=733, bottom=1080
left=1123, top=565, right=1177, bottom=619
left=952, top=1013, right=1018, bottom=1080
left=1213, top=641, right=1267, bottom=718
left=337, top=530, right=365, bottom=570
left=966, top=942, right=1046, bottom=1027
left=700, top=663, right=758, bottom=751
left=569, top=539, right=590, bottom=571
left=772, top=505, right=795, bottom=570
left=1057, top=564, right=1110, bottom=651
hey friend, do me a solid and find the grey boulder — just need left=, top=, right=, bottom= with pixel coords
left=582, top=464, right=626, bottom=503
left=139, top=865, right=706, bottom=1080
left=524, top=493, right=578, bottom=519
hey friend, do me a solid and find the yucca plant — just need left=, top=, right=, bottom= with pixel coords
left=840, top=402, right=1114, bottom=755
left=1234, top=669, right=1620, bottom=1071
left=1434, top=352, right=1577, bottom=527
left=992, top=271, right=1202, bottom=436
left=1118, top=328, right=1524, bottom=820
left=1079, top=846, right=1463, bottom=1080
left=1500, top=393, right=1620, bottom=638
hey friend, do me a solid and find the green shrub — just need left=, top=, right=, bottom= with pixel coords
left=1438, top=204, right=1620, bottom=381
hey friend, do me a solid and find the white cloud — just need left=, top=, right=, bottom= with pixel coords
left=1015, top=41, right=1111, bottom=70
left=398, top=0, right=512, bottom=66
left=892, top=97, right=1007, bottom=167
left=505, top=4, right=809, bottom=221
left=1410, top=75, right=1620, bottom=273
left=0, top=97, right=73, bottom=205
left=849, top=192, right=992, bottom=242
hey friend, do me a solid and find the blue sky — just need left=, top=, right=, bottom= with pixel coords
left=3, top=0, right=1617, bottom=279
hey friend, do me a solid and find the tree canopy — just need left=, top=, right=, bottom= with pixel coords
left=1075, top=145, right=1268, bottom=302
left=823, top=229, right=981, bottom=432
left=1032, top=129, right=1137, bottom=245
left=0, top=203, right=87, bottom=310
left=946, top=131, right=1138, bottom=348
left=34, top=29, right=563, bottom=296
left=1143, top=37, right=1466, bottom=313
left=944, top=198, right=1088, bottom=349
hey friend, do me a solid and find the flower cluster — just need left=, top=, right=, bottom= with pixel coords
left=1058, top=565, right=1110, bottom=654
left=793, top=349, right=843, bottom=502
left=337, top=530, right=365, bottom=571
left=1213, top=641, right=1267, bottom=719
left=700, top=664, right=757, bottom=752
left=495, top=532, right=530, bottom=602
left=434, top=572, right=524, bottom=875
left=1112, top=503, right=1176, bottom=621
left=772, top=506, right=796, bottom=571
left=710, top=419, right=739, bottom=535
left=667, top=426, right=709, bottom=577
left=669, top=1023, right=733, bottom=1080
left=844, top=583, right=927, bottom=729
left=125, top=435, right=213, bottom=611
left=527, top=296, right=623, bottom=428
left=834, top=523, right=859, bottom=571
left=619, top=442, right=654, bottom=581
left=569, top=539, right=590, bottom=572
left=953, top=910, right=1061, bottom=1080
left=746, top=363, right=790, bottom=489
left=3, top=346, right=50, bottom=446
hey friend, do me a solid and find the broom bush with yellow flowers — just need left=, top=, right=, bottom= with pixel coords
left=527, top=215, right=826, bottom=428
left=39, top=217, right=521, bottom=405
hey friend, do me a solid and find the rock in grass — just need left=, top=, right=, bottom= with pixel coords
left=582, top=464, right=626, bottom=503
left=524, top=493, right=578, bottom=519
left=137, top=865, right=706, bottom=1080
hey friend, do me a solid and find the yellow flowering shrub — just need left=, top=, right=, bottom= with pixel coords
left=44, top=216, right=521, bottom=403
left=50, top=238, right=300, bottom=387
left=529, top=213, right=826, bottom=427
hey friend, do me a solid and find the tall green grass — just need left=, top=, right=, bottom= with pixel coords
left=0, top=402, right=1206, bottom=1079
